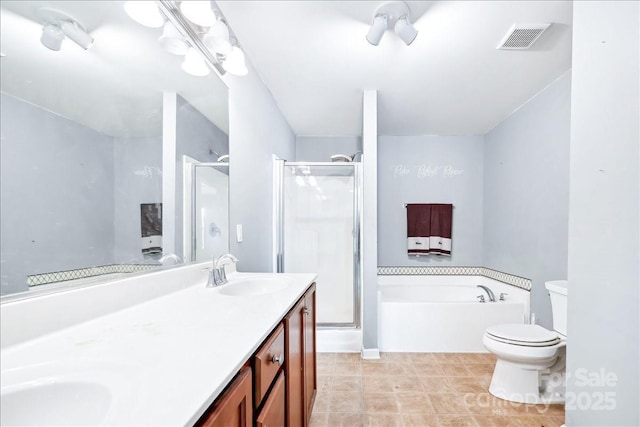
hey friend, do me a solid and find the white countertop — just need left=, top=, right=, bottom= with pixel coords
left=0, top=269, right=316, bottom=426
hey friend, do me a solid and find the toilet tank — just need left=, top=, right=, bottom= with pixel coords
left=546, top=280, right=568, bottom=336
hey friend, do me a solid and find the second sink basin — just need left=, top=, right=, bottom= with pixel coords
left=1, top=381, right=112, bottom=426
left=218, top=277, right=290, bottom=297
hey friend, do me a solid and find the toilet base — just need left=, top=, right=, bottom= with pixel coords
left=489, top=354, right=566, bottom=404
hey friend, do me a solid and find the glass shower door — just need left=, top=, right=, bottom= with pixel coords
left=279, top=162, right=361, bottom=327
left=183, top=160, right=229, bottom=262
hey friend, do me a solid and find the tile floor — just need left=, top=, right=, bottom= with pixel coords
left=309, top=352, right=565, bottom=427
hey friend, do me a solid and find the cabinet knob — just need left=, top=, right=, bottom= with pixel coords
left=303, top=305, right=310, bottom=315
left=271, top=354, right=284, bottom=365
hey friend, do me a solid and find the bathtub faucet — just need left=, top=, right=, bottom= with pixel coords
left=477, top=285, right=496, bottom=302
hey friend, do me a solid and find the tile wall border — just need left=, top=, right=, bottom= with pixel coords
left=27, top=264, right=158, bottom=287
left=377, top=266, right=532, bottom=291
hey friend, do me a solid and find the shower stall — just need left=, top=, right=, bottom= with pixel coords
left=275, top=160, right=362, bottom=352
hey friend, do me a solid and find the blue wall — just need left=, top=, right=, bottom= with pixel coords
left=483, top=71, right=571, bottom=329
left=377, top=135, right=484, bottom=267
left=295, top=136, right=361, bottom=162
left=0, top=93, right=115, bottom=294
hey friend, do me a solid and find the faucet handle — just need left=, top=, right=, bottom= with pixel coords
left=499, top=293, right=508, bottom=301
left=477, top=295, right=485, bottom=303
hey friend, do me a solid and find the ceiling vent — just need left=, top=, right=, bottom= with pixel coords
left=497, top=23, right=551, bottom=50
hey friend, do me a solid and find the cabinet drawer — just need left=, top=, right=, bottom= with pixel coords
left=254, top=323, right=285, bottom=405
left=256, top=371, right=285, bottom=427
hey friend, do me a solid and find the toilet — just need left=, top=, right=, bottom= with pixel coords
left=483, top=280, right=568, bottom=404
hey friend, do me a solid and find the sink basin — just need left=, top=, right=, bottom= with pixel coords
left=1, top=381, right=112, bottom=426
left=218, top=277, right=289, bottom=296
left=1, top=360, right=137, bottom=426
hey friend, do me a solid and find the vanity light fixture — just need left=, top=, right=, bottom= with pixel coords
left=145, top=1, right=248, bottom=77
left=124, top=1, right=165, bottom=28
left=366, top=1, right=418, bottom=46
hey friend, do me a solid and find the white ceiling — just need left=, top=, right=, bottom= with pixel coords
left=0, top=1, right=228, bottom=138
left=217, top=0, right=573, bottom=136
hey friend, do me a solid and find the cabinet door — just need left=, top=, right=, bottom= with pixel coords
left=284, top=298, right=304, bottom=427
left=303, top=285, right=317, bottom=425
left=197, top=368, right=252, bottom=427
left=256, top=371, right=285, bottom=427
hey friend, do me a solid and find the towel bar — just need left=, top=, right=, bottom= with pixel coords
left=404, top=203, right=455, bottom=208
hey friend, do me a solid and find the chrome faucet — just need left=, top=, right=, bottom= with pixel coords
left=477, top=285, right=496, bottom=302
left=207, top=254, right=239, bottom=287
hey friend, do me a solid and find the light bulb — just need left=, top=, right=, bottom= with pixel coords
left=124, top=1, right=165, bottom=28
left=222, top=46, right=248, bottom=76
left=159, top=22, right=189, bottom=55
left=180, top=1, right=217, bottom=27
left=203, top=19, right=232, bottom=55
left=182, top=48, right=210, bottom=77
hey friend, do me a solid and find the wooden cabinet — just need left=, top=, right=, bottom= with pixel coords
left=196, top=368, right=252, bottom=427
left=285, top=284, right=316, bottom=427
left=256, top=371, right=285, bottom=427
left=196, top=283, right=316, bottom=427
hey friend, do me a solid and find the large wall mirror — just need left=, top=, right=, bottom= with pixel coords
left=0, top=1, right=229, bottom=296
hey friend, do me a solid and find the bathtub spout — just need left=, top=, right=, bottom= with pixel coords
left=477, top=285, right=496, bottom=302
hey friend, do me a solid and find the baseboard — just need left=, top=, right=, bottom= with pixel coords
left=361, top=348, right=380, bottom=360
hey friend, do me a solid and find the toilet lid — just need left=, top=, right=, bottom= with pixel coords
left=486, top=324, right=561, bottom=347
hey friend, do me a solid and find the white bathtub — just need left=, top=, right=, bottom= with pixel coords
left=378, top=276, right=529, bottom=352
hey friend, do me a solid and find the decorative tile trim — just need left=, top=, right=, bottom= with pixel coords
left=377, top=266, right=532, bottom=291
left=27, top=264, right=158, bottom=287
left=480, top=267, right=531, bottom=291
left=377, top=266, right=482, bottom=276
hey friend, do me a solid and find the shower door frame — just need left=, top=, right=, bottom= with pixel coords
left=275, top=160, right=362, bottom=329
left=183, top=157, right=229, bottom=262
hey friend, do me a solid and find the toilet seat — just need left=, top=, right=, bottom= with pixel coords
left=486, top=324, right=561, bottom=347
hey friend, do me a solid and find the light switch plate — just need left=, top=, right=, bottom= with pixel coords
left=236, top=224, right=243, bottom=242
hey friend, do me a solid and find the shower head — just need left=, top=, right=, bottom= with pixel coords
left=209, top=149, right=229, bottom=162
left=331, top=151, right=362, bottom=162
left=331, top=154, right=352, bottom=162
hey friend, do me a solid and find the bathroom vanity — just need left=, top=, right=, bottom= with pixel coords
left=0, top=264, right=317, bottom=426
left=196, top=284, right=316, bottom=427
